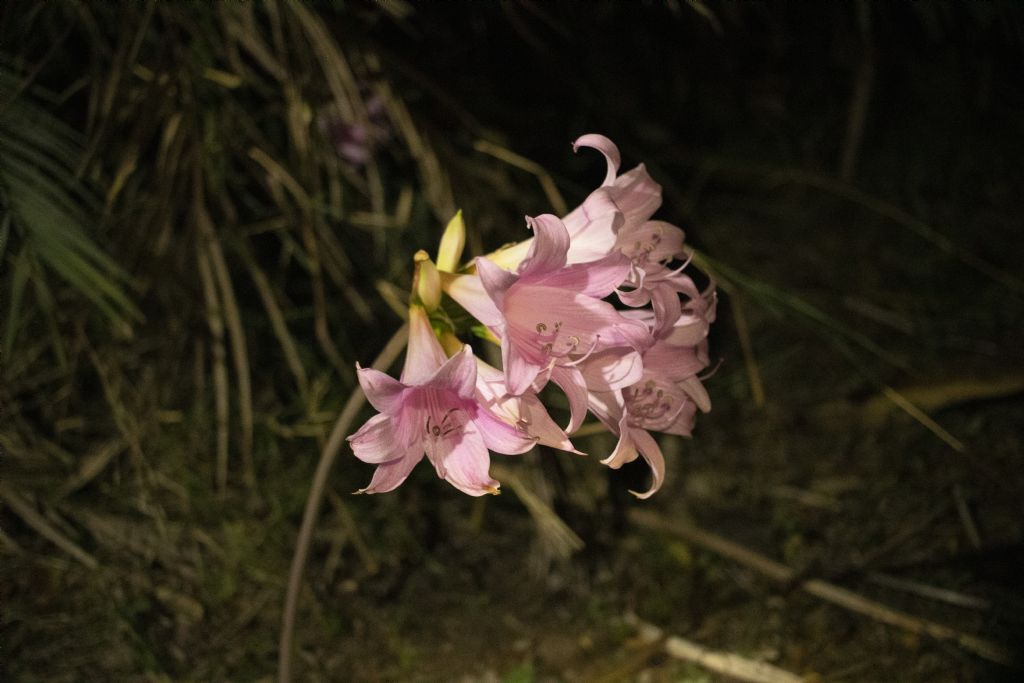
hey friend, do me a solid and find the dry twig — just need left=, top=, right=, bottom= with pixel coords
left=629, top=509, right=1016, bottom=667
left=627, top=613, right=806, bottom=683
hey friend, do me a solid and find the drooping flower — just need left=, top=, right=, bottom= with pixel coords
left=348, top=305, right=538, bottom=495
left=580, top=285, right=716, bottom=498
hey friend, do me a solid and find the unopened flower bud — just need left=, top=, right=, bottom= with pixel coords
left=436, top=210, right=466, bottom=272
left=413, top=250, right=441, bottom=312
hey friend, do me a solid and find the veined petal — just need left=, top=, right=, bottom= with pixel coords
left=475, top=359, right=580, bottom=454
left=357, top=447, right=422, bottom=494
left=562, top=187, right=622, bottom=239
left=643, top=342, right=705, bottom=382
left=679, top=375, right=712, bottom=413
left=610, top=163, right=662, bottom=227
left=427, top=425, right=499, bottom=496
left=573, top=134, right=621, bottom=187
left=520, top=392, right=583, bottom=453
left=663, top=400, right=698, bottom=437
left=474, top=408, right=537, bottom=455
left=356, top=365, right=406, bottom=414
left=348, top=413, right=403, bottom=463
left=502, top=328, right=543, bottom=396
left=505, top=284, right=651, bottom=352
left=586, top=388, right=625, bottom=432
left=427, top=345, right=477, bottom=398
left=519, top=214, right=570, bottom=277
left=474, top=256, right=519, bottom=311
left=443, top=272, right=504, bottom=328
left=650, top=284, right=683, bottom=334
left=549, top=365, right=590, bottom=434
left=536, top=252, right=631, bottom=299
left=627, top=427, right=666, bottom=500
left=401, top=305, right=449, bottom=384
left=579, top=349, right=644, bottom=392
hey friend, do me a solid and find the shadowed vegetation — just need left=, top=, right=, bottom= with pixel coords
left=2, top=2, right=1023, bottom=681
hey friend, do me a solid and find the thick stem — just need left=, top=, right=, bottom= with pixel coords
left=277, top=323, right=409, bottom=683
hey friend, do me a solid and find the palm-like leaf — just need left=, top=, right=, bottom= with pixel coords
left=0, top=66, right=141, bottom=360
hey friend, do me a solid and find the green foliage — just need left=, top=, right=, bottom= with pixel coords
left=0, top=66, right=140, bottom=362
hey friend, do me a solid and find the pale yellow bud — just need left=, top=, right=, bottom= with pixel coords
left=413, top=250, right=441, bottom=312
left=436, top=210, right=466, bottom=272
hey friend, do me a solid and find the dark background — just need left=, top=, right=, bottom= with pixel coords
left=2, top=2, right=1023, bottom=680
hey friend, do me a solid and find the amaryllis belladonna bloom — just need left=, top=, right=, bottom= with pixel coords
left=348, top=305, right=539, bottom=496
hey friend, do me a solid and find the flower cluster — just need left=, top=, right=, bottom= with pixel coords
left=348, top=135, right=716, bottom=498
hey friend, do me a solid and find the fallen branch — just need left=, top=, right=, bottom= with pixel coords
left=628, top=509, right=1016, bottom=667
left=626, top=613, right=805, bottom=683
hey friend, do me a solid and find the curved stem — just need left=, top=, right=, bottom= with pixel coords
left=278, top=323, right=409, bottom=683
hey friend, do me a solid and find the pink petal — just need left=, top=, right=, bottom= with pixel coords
left=601, top=417, right=639, bottom=468
left=617, top=285, right=652, bottom=308
left=443, top=272, right=505, bottom=328
left=650, top=285, right=683, bottom=334
left=357, top=447, right=423, bottom=494
left=610, top=163, right=662, bottom=226
left=520, top=392, right=583, bottom=453
left=573, top=134, right=621, bottom=187
left=348, top=413, right=403, bottom=463
left=586, top=388, right=625, bottom=432
left=475, top=360, right=581, bottom=454
left=427, top=346, right=477, bottom=398
left=678, top=375, right=712, bottom=413
left=579, top=349, right=644, bottom=392
left=426, top=425, right=500, bottom=496
left=356, top=365, right=407, bottom=414
left=518, top=214, right=570, bottom=277
left=536, top=252, right=631, bottom=299
left=640, top=221, right=685, bottom=261
left=505, top=284, right=652, bottom=353
left=562, top=187, right=622, bottom=239
left=626, top=427, right=666, bottom=499
left=549, top=365, right=590, bottom=433
left=663, top=400, right=698, bottom=437
left=401, top=305, right=449, bottom=384
left=666, top=315, right=709, bottom=347
left=501, top=328, right=543, bottom=396
left=474, top=408, right=537, bottom=455
left=474, top=257, right=519, bottom=311
left=642, top=342, right=705, bottom=383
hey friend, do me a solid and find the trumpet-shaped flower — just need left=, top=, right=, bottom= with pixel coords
left=448, top=214, right=651, bottom=403
left=580, top=284, right=716, bottom=498
left=352, top=133, right=716, bottom=500
left=348, top=306, right=538, bottom=496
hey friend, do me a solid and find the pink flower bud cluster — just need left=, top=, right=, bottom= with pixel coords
left=348, top=135, right=715, bottom=498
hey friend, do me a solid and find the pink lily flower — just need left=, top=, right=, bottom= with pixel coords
left=348, top=306, right=538, bottom=496
left=483, top=133, right=663, bottom=270
left=447, top=213, right=651, bottom=405
left=579, top=285, right=716, bottom=498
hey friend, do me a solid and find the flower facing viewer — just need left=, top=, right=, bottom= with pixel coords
left=348, top=305, right=540, bottom=496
